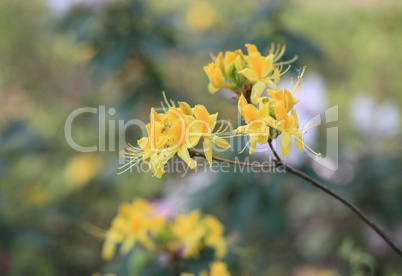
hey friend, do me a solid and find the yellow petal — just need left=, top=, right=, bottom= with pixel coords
left=274, top=101, right=289, bottom=123
left=120, top=235, right=136, bottom=255
left=291, top=108, right=300, bottom=129
left=150, top=108, right=162, bottom=122
left=245, top=43, right=259, bottom=54
left=281, top=132, right=291, bottom=156
left=203, top=138, right=213, bottom=167
left=249, top=137, right=257, bottom=154
left=213, top=136, right=231, bottom=149
left=238, top=68, right=258, bottom=83
left=193, top=105, right=211, bottom=133
left=246, top=53, right=265, bottom=79
left=210, top=113, right=218, bottom=130
left=295, top=132, right=304, bottom=152
left=224, top=51, right=237, bottom=66
left=258, top=102, right=270, bottom=119
left=215, top=52, right=224, bottom=72
left=178, top=147, right=196, bottom=169
left=243, top=104, right=259, bottom=124
left=101, top=240, right=116, bottom=261
left=208, top=82, right=219, bottom=94
left=250, top=80, right=266, bottom=104
left=237, top=94, right=248, bottom=116
left=178, top=101, right=193, bottom=115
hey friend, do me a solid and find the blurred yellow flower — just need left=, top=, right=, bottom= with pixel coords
left=102, top=199, right=166, bottom=260
left=169, top=210, right=206, bottom=258
left=208, top=261, right=230, bottom=276
left=203, top=215, right=227, bottom=258
left=65, top=154, right=102, bottom=188
left=186, top=1, right=216, bottom=31
left=181, top=261, right=231, bottom=276
left=102, top=199, right=228, bottom=262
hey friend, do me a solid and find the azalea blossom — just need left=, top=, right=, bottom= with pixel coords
left=119, top=96, right=230, bottom=178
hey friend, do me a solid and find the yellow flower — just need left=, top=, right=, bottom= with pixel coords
left=102, top=200, right=231, bottom=269
left=186, top=1, right=215, bottom=31
left=192, top=104, right=231, bottom=167
left=238, top=44, right=279, bottom=104
left=240, top=44, right=276, bottom=83
left=203, top=215, right=227, bottom=259
left=267, top=100, right=304, bottom=156
left=215, top=50, right=245, bottom=79
left=203, top=50, right=245, bottom=94
left=267, top=88, right=299, bottom=112
left=101, top=199, right=166, bottom=260
left=234, top=94, right=271, bottom=154
left=119, top=97, right=230, bottom=178
left=169, top=210, right=206, bottom=258
left=208, top=261, right=230, bottom=276
left=182, top=261, right=231, bottom=276
left=203, top=63, right=235, bottom=93
left=239, top=43, right=291, bottom=104
left=65, top=154, right=102, bottom=188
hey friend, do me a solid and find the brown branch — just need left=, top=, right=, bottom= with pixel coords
left=267, top=140, right=402, bottom=257
left=191, top=145, right=402, bottom=257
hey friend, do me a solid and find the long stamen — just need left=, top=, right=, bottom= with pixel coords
left=239, top=140, right=251, bottom=154
left=273, top=44, right=286, bottom=62
left=215, top=122, right=230, bottom=134
left=162, top=91, right=171, bottom=108
left=294, top=135, right=321, bottom=157
left=116, top=160, right=141, bottom=175
left=274, top=55, right=298, bottom=66
left=273, top=44, right=281, bottom=59
left=293, top=66, right=306, bottom=96
left=160, top=101, right=167, bottom=113
left=218, top=133, right=244, bottom=139
left=117, top=156, right=142, bottom=172
left=300, top=122, right=316, bottom=132
left=269, top=42, right=275, bottom=55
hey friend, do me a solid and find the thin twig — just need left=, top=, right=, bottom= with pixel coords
left=268, top=139, right=282, bottom=164
left=267, top=140, right=402, bottom=257
left=191, top=146, right=402, bottom=257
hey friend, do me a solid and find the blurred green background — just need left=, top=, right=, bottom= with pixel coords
left=0, top=0, right=401, bottom=275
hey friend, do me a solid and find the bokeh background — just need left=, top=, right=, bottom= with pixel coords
left=0, top=0, right=401, bottom=275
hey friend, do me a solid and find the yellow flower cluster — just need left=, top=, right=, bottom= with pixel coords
left=235, top=88, right=303, bottom=156
left=205, top=43, right=305, bottom=156
left=119, top=96, right=230, bottom=178
left=181, top=261, right=230, bottom=276
left=102, top=199, right=228, bottom=261
left=204, top=43, right=296, bottom=104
